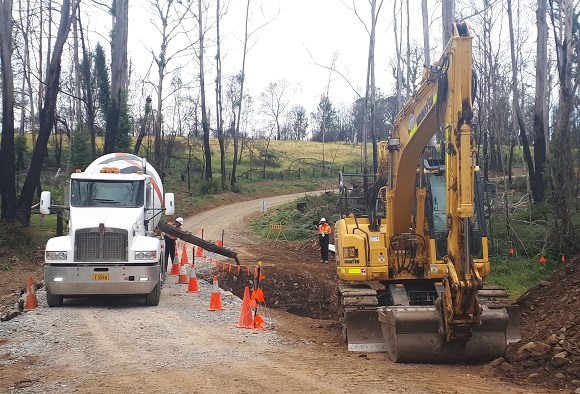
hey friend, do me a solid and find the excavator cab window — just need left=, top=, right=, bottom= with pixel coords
left=425, top=172, right=484, bottom=260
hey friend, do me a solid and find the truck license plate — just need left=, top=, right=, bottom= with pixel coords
left=93, top=273, right=110, bottom=281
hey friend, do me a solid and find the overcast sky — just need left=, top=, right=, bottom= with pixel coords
left=84, top=1, right=443, bottom=122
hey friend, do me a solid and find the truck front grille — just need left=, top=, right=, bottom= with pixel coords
left=75, top=228, right=128, bottom=262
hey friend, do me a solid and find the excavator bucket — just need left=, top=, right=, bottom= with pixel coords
left=378, top=306, right=509, bottom=363
left=343, top=309, right=386, bottom=352
left=503, top=305, right=521, bottom=343
left=478, top=285, right=520, bottom=344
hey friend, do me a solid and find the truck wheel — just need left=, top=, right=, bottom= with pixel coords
left=145, top=281, right=161, bottom=306
left=46, top=288, right=63, bottom=307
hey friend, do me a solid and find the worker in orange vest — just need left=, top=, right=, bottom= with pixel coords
left=317, top=218, right=332, bottom=263
left=164, top=217, right=183, bottom=269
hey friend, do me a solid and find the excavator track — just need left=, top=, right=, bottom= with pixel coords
left=339, top=281, right=516, bottom=362
left=338, top=283, right=385, bottom=352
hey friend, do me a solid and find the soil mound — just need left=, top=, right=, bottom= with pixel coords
left=201, top=239, right=340, bottom=320
left=491, top=254, right=580, bottom=392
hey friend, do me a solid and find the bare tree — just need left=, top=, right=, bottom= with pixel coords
left=507, top=0, right=534, bottom=191
left=0, top=0, right=17, bottom=220
left=442, top=0, right=454, bottom=45
left=421, top=0, right=430, bottom=66
left=134, top=96, right=153, bottom=155
left=288, top=105, right=308, bottom=140
left=215, top=0, right=226, bottom=189
left=259, top=80, right=290, bottom=141
left=197, top=0, right=212, bottom=180
left=16, top=0, right=80, bottom=225
left=148, top=0, right=194, bottom=167
left=393, top=0, right=402, bottom=109
left=104, top=0, right=128, bottom=154
left=532, top=0, right=548, bottom=202
left=230, top=0, right=278, bottom=187
left=77, top=6, right=97, bottom=160
left=231, top=0, right=251, bottom=186
left=548, top=0, right=578, bottom=251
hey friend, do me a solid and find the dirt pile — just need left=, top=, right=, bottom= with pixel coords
left=203, top=238, right=340, bottom=320
left=0, top=247, right=44, bottom=320
left=491, top=254, right=580, bottom=392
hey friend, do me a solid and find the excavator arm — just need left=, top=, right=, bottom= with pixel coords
left=384, top=22, right=487, bottom=345
left=335, top=22, right=509, bottom=362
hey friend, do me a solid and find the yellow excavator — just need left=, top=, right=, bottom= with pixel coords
left=335, top=22, right=519, bottom=363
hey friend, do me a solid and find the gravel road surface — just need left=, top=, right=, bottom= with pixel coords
left=0, top=193, right=557, bottom=394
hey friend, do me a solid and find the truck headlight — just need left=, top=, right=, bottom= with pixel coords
left=135, top=251, right=157, bottom=260
left=46, top=251, right=68, bottom=260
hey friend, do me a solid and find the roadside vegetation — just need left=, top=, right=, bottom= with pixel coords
left=0, top=138, right=577, bottom=302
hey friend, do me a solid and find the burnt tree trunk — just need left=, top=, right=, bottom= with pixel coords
left=16, top=0, right=79, bottom=225
left=0, top=0, right=17, bottom=220
left=104, top=0, right=128, bottom=154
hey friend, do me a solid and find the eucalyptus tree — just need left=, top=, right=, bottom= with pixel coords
left=259, top=80, right=290, bottom=141
left=0, top=0, right=17, bottom=220
left=16, top=0, right=80, bottom=225
left=104, top=0, right=128, bottom=155
left=532, top=0, right=548, bottom=203
left=548, top=0, right=579, bottom=251
left=147, top=0, right=195, bottom=168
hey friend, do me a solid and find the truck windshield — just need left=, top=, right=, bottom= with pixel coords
left=71, top=180, right=144, bottom=208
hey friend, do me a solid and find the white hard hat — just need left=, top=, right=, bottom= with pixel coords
left=176, top=217, right=184, bottom=225
left=319, top=217, right=326, bottom=223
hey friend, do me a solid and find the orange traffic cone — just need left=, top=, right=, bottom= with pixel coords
left=235, top=287, right=253, bottom=328
left=539, top=256, right=546, bottom=263
left=253, top=313, right=266, bottom=330
left=186, top=264, right=200, bottom=293
left=178, top=264, right=189, bottom=284
left=170, top=260, right=180, bottom=275
left=180, top=243, right=189, bottom=265
left=208, top=276, right=225, bottom=311
left=25, top=276, right=38, bottom=310
left=195, top=246, right=204, bottom=257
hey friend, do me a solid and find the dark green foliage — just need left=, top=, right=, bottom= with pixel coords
left=0, top=219, right=32, bottom=250
left=311, top=95, right=339, bottom=142
left=70, top=129, right=92, bottom=170
left=14, top=135, right=28, bottom=162
left=257, top=150, right=280, bottom=168
left=198, top=179, right=220, bottom=195
left=115, top=90, right=131, bottom=153
left=93, top=43, right=110, bottom=127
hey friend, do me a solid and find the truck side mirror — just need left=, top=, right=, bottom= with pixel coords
left=40, top=191, right=51, bottom=214
left=164, top=193, right=175, bottom=216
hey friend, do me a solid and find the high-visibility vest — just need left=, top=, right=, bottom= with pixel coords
left=318, top=223, right=332, bottom=235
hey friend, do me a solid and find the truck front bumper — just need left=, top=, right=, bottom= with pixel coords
left=44, top=264, right=160, bottom=295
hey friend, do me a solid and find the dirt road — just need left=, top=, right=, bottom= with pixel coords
left=0, top=193, right=557, bottom=393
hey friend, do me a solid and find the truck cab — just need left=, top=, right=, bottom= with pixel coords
left=40, top=153, right=174, bottom=306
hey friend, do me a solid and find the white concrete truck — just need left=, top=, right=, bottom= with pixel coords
left=40, top=153, right=175, bottom=306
